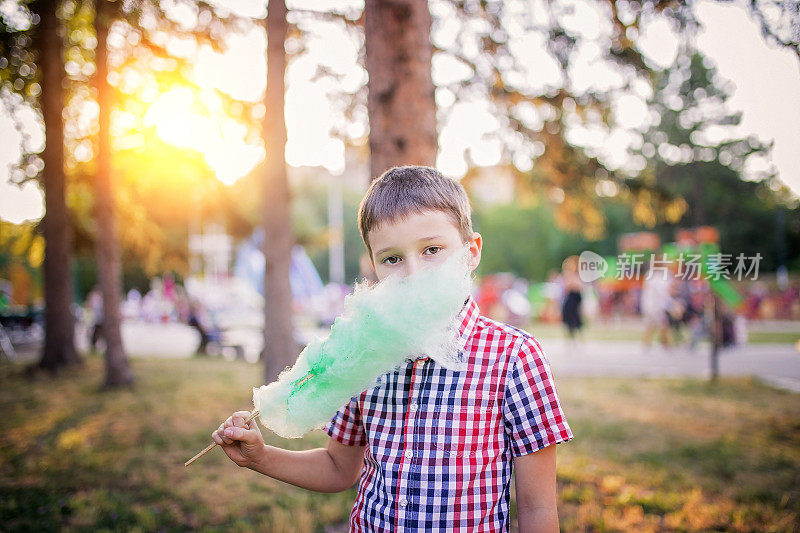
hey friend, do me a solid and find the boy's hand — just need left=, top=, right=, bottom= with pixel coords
left=211, top=411, right=265, bottom=469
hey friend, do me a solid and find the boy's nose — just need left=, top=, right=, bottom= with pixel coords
left=403, top=258, right=421, bottom=277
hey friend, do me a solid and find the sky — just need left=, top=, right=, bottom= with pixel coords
left=1, top=0, right=799, bottom=225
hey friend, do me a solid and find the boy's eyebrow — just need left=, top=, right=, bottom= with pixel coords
left=374, top=236, right=445, bottom=256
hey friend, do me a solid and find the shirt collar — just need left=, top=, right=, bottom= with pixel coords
left=455, top=294, right=480, bottom=351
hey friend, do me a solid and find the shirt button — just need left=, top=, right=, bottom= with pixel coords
left=410, top=402, right=418, bottom=411
left=399, top=497, right=408, bottom=508
left=404, top=449, right=413, bottom=459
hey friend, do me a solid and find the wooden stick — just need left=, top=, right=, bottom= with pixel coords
left=184, top=409, right=260, bottom=467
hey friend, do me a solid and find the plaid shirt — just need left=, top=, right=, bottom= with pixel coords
left=325, top=295, right=574, bottom=532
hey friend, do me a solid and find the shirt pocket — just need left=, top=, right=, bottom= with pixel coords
left=431, top=394, right=500, bottom=459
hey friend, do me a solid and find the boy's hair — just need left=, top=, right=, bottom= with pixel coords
left=358, top=166, right=473, bottom=258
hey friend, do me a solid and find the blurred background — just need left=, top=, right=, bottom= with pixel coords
left=1, top=0, right=799, bottom=531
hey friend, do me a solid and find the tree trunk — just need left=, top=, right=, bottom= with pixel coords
left=262, top=0, right=296, bottom=383
left=94, top=0, right=134, bottom=388
left=33, top=0, right=82, bottom=373
left=364, top=0, right=437, bottom=180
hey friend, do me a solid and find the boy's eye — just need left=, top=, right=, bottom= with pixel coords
left=382, top=256, right=400, bottom=265
left=424, top=246, right=441, bottom=255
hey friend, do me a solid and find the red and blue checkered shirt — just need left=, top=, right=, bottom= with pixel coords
left=325, top=295, right=574, bottom=532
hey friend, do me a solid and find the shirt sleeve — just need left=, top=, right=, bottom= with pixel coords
left=324, top=394, right=368, bottom=447
left=502, top=335, right=573, bottom=456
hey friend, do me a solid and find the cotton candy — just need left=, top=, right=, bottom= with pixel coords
left=253, top=244, right=474, bottom=438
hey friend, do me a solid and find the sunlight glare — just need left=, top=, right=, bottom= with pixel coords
left=144, top=87, right=263, bottom=185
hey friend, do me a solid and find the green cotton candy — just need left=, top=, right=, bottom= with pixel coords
left=253, top=244, right=474, bottom=438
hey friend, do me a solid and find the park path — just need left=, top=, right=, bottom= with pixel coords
left=7, top=323, right=799, bottom=393
left=537, top=336, right=800, bottom=393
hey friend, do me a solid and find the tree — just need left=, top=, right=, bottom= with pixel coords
left=430, top=0, right=699, bottom=239
left=261, top=0, right=295, bottom=382
left=741, top=0, right=800, bottom=59
left=364, top=0, right=437, bottom=179
left=93, top=0, right=133, bottom=388
left=3, top=0, right=257, bottom=377
left=636, top=46, right=800, bottom=271
left=31, top=0, right=82, bottom=373
left=353, top=0, right=798, bottom=238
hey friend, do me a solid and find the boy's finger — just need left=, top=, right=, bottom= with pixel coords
left=217, top=424, right=234, bottom=445
left=223, top=426, right=258, bottom=444
left=232, top=411, right=252, bottom=427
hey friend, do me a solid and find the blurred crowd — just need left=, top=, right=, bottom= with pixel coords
left=474, top=261, right=800, bottom=350
left=70, top=265, right=800, bottom=356
left=740, top=283, right=800, bottom=321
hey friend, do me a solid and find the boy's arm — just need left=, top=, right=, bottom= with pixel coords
left=503, top=337, right=573, bottom=533
left=212, top=411, right=366, bottom=493
left=514, top=443, right=559, bottom=533
left=250, top=438, right=366, bottom=493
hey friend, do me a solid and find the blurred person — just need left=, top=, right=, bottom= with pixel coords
left=122, top=288, right=142, bottom=320
left=786, top=283, right=800, bottom=320
left=500, top=277, right=531, bottom=328
left=560, top=256, right=583, bottom=341
left=666, top=277, right=691, bottom=345
left=174, top=285, right=191, bottom=322
left=542, top=269, right=564, bottom=323
left=640, top=266, right=673, bottom=349
left=142, top=277, right=174, bottom=323
left=580, top=282, right=600, bottom=323
left=163, top=272, right=176, bottom=303
left=86, top=285, right=104, bottom=352
left=687, top=286, right=709, bottom=351
left=188, top=299, right=213, bottom=355
left=744, top=282, right=768, bottom=320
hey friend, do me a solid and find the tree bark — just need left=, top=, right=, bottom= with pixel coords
left=33, top=0, right=82, bottom=373
left=94, top=0, right=134, bottom=388
left=262, top=0, right=296, bottom=383
left=364, top=0, right=437, bottom=180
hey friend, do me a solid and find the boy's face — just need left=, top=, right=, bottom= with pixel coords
left=367, top=209, right=482, bottom=281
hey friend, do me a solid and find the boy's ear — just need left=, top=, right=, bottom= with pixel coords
left=468, top=232, right=482, bottom=271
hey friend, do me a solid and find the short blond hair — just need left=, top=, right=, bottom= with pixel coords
left=358, top=166, right=473, bottom=257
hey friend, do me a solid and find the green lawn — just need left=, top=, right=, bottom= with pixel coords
left=1, top=356, right=798, bottom=532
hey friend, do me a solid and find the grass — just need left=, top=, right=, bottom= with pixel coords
left=555, top=376, right=800, bottom=531
left=1, top=355, right=799, bottom=532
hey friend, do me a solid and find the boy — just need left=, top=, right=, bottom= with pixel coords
left=212, top=166, right=574, bottom=532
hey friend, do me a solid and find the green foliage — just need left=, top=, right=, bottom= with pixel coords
left=472, top=198, right=646, bottom=281
left=473, top=200, right=581, bottom=280
left=637, top=47, right=800, bottom=271
left=437, top=0, right=697, bottom=238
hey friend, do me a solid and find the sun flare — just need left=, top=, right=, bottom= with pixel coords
left=142, top=86, right=264, bottom=185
